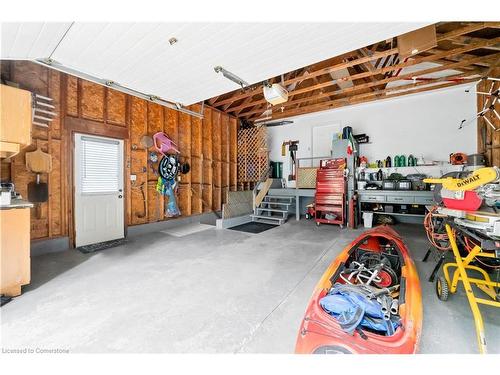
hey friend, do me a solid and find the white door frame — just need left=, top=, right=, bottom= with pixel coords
left=73, top=133, right=125, bottom=247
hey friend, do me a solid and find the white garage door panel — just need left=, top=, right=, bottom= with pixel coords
left=1, top=22, right=430, bottom=104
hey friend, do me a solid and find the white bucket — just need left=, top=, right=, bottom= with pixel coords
left=363, top=212, right=373, bottom=228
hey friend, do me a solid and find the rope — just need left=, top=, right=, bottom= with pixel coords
left=48, top=22, right=75, bottom=59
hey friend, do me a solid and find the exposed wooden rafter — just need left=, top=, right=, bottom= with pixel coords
left=206, top=22, right=500, bottom=122
left=251, top=77, right=480, bottom=122
left=238, top=52, right=498, bottom=118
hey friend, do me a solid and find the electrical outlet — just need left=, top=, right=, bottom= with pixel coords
left=130, top=174, right=137, bottom=181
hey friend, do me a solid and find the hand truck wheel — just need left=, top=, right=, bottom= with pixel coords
left=436, top=276, right=450, bottom=301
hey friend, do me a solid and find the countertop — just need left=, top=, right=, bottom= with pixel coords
left=0, top=199, right=34, bottom=210
left=357, top=189, right=433, bottom=195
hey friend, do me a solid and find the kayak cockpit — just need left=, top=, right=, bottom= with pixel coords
left=319, top=234, right=406, bottom=337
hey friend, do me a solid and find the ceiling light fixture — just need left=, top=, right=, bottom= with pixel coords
left=214, top=66, right=249, bottom=89
left=169, top=37, right=178, bottom=45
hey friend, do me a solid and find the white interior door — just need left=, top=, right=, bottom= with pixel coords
left=74, top=133, right=124, bottom=247
left=312, top=123, right=341, bottom=159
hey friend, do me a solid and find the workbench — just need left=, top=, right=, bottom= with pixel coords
left=358, top=189, right=434, bottom=223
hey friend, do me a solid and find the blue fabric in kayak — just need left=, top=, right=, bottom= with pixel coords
left=320, top=284, right=400, bottom=335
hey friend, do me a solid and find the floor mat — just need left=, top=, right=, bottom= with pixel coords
left=228, top=222, right=277, bottom=234
left=160, top=223, right=214, bottom=237
left=77, top=238, right=127, bottom=254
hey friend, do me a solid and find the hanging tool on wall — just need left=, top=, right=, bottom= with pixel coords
left=25, top=140, right=52, bottom=219
left=32, top=93, right=57, bottom=128
left=281, top=140, right=299, bottom=181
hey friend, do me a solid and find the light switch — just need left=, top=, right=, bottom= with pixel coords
left=130, top=174, right=137, bottom=181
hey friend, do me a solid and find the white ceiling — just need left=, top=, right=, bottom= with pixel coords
left=1, top=22, right=430, bottom=105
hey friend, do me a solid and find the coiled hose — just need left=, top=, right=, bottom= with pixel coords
left=423, top=206, right=453, bottom=251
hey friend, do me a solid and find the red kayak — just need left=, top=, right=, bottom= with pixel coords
left=295, top=226, right=422, bottom=354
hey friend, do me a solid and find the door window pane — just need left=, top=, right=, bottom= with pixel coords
left=81, top=137, right=120, bottom=194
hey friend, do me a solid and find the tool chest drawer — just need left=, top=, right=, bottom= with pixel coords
left=316, top=181, right=345, bottom=193
left=315, top=194, right=344, bottom=205
left=317, top=170, right=344, bottom=179
left=386, top=195, right=414, bottom=204
left=315, top=205, right=343, bottom=213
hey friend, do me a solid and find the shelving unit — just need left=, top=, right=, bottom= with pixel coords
left=356, top=164, right=464, bottom=176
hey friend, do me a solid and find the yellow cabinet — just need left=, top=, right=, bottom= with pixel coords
left=0, top=207, right=31, bottom=296
left=0, top=84, right=32, bottom=158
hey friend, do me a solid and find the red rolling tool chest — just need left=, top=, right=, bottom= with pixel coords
left=314, top=158, right=346, bottom=227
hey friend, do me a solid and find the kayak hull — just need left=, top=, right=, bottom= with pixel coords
left=295, top=226, right=422, bottom=354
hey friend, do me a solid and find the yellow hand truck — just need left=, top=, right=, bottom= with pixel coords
left=435, top=223, right=500, bottom=354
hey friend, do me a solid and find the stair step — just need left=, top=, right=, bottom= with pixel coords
left=250, top=215, right=284, bottom=225
left=264, top=195, right=294, bottom=201
left=257, top=207, right=288, bottom=214
left=252, top=218, right=283, bottom=226
left=260, top=201, right=292, bottom=207
left=253, top=212, right=288, bottom=219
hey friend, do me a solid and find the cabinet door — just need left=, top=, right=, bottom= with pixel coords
left=0, top=208, right=31, bottom=294
left=0, top=84, right=32, bottom=146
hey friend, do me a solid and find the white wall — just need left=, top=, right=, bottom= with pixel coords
left=268, top=85, right=477, bottom=184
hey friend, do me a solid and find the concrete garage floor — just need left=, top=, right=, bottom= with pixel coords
left=1, top=220, right=499, bottom=353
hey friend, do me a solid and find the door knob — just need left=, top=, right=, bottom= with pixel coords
left=118, top=195, right=123, bottom=199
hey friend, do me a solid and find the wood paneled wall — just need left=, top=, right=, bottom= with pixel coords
left=0, top=60, right=238, bottom=244
left=477, top=68, right=500, bottom=167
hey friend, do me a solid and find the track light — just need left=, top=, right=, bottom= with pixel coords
left=214, top=66, right=249, bottom=88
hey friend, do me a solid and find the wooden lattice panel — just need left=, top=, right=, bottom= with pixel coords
left=297, top=167, right=318, bottom=189
left=237, top=125, right=268, bottom=183
left=222, top=190, right=253, bottom=219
